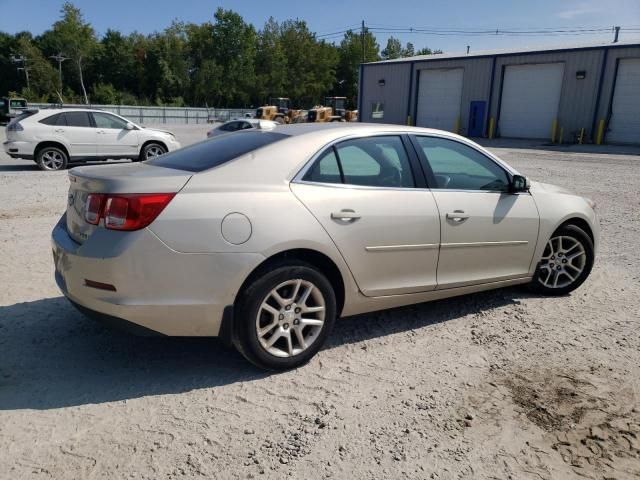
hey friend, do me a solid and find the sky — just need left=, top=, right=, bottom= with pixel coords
left=1, top=0, right=639, bottom=55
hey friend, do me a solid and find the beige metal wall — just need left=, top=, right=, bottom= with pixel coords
left=360, top=44, right=640, bottom=143
left=490, top=49, right=604, bottom=141
left=359, top=63, right=412, bottom=124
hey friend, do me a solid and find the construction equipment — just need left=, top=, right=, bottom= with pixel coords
left=306, top=97, right=359, bottom=123
left=325, top=97, right=358, bottom=122
left=256, top=97, right=303, bottom=124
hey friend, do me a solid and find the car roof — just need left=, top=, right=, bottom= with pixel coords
left=273, top=122, right=461, bottom=139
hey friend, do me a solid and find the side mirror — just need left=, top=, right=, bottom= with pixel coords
left=125, top=122, right=135, bottom=130
left=510, top=174, right=530, bottom=193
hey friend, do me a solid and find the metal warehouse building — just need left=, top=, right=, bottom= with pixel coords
left=358, top=40, right=640, bottom=145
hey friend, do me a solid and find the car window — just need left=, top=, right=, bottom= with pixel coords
left=64, top=111, right=92, bottom=128
left=304, top=149, right=342, bottom=184
left=10, top=99, right=27, bottom=108
left=335, top=136, right=414, bottom=188
left=241, top=122, right=254, bottom=130
left=146, top=131, right=290, bottom=172
left=93, top=112, right=128, bottom=129
left=221, top=121, right=240, bottom=132
left=39, top=113, right=67, bottom=126
left=415, top=136, right=510, bottom=191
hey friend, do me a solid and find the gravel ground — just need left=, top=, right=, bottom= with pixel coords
left=1, top=126, right=639, bottom=480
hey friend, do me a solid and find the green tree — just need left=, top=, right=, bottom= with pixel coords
left=335, top=29, right=379, bottom=108
left=210, top=8, right=256, bottom=106
left=254, top=17, right=287, bottom=104
left=14, top=35, right=58, bottom=101
left=381, top=36, right=403, bottom=60
left=415, top=47, right=443, bottom=56
left=51, top=2, right=98, bottom=104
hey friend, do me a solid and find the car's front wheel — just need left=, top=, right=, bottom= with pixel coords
left=36, top=146, right=68, bottom=171
left=140, top=142, right=167, bottom=161
left=234, top=262, right=337, bottom=370
left=531, top=224, right=594, bottom=295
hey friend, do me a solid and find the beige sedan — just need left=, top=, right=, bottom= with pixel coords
left=52, top=123, right=598, bottom=369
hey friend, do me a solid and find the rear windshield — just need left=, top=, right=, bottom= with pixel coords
left=8, top=110, right=37, bottom=125
left=146, top=131, right=289, bottom=172
left=10, top=99, right=27, bottom=108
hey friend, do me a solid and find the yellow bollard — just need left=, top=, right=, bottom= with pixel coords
left=596, top=119, right=605, bottom=145
left=578, top=128, right=585, bottom=145
left=454, top=117, right=461, bottom=135
left=406, top=116, right=412, bottom=126
left=551, top=119, right=558, bottom=143
left=558, top=127, right=564, bottom=145
left=488, top=117, right=495, bottom=139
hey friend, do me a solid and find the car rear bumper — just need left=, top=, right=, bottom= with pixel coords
left=3, top=140, right=34, bottom=159
left=51, top=215, right=263, bottom=336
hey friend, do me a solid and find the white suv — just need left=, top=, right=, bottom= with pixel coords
left=3, top=108, right=181, bottom=171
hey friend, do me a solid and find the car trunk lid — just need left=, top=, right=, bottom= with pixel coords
left=65, top=163, right=192, bottom=244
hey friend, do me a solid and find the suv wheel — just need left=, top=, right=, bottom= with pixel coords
left=36, top=146, right=68, bottom=171
left=140, top=143, right=167, bottom=161
left=234, top=263, right=337, bottom=370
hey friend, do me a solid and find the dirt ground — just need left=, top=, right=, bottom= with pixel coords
left=1, top=126, right=639, bottom=480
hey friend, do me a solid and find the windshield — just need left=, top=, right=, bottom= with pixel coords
left=146, top=130, right=289, bottom=172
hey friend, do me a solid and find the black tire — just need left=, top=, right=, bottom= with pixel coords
left=233, top=262, right=337, bottom=370
left=530, top=224, right=594, bottom=296
left=139, top=142, right=167, bottom=161
left=36, top=146, right=68, bottom=171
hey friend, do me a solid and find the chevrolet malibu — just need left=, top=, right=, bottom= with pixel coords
left=52, top=123, right=598, bottom=370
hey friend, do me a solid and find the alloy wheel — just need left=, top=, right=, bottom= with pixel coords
left=255, top=279, right=326, bottom=358
left=145, top=145, right=165, bottom=159
left=41, top=150, right=65, bottom=170
left=538, top=235, right=587, bottom=289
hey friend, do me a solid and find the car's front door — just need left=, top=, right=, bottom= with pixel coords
left=92, top=112, right=139, bottom=158
left=59, top=111, right=97, bottom=158
left=291, top=135, right=441, bottom=297
left=412, top=135, right=539, bottom=289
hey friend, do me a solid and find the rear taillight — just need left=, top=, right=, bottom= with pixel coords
left=84, top=193, right=175, bottom=231
left=85, top=194, right=105, bottom=225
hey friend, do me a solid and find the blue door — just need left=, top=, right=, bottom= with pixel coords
left=468, top=101, right=486, bottom=137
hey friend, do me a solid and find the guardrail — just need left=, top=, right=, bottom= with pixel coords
left=29, top=103, right=256, bottom=125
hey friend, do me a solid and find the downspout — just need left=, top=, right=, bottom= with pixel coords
left=590, top=47, right=609, bottom=143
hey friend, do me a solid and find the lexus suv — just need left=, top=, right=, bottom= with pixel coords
left=4, top=108, right=181, bottom=171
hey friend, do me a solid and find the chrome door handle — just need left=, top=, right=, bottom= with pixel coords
left=446, top=211, right=470, bottom=222
left=331, top=209, right=361, bottom=221
left=54, top=129, right=64, bottom=133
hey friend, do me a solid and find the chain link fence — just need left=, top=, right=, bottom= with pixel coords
left=29, top=103, right=256, bottom=125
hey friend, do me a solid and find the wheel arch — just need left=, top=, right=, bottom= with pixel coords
left=554, top=217, right=594, bottom=244
left=235, top=248, right=346, bottom=318
left=35, top=141, right=70, bottom=159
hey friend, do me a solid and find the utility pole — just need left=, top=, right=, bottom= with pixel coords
left=50, top=53, right=69, bottom=89
left=361, top=20, right=365, bottom=63
left=10, top=54, right=30, bottom=89
left=613, top=26, right=620, bottom=43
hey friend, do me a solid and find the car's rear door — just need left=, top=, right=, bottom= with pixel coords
left=291, top=134, right=441, bottom=297
left=58, top=111, right=97, bottom=158
left=411, top=135, right=539, bottom=289
left=92, top=112, right=139, bottom=158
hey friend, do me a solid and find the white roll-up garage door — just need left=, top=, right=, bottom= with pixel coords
left=499, top=63, right=564, bottom=139
left=416, top=68, right=463, bottom=132
left=607, top=58, right=640, bottom=144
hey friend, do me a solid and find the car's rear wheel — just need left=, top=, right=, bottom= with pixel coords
left=234, top=263, right=337, bottom=370
left=36, top=146, right=68, bottom=171
left=140, top=143, right=166, bottom=161
left=531, top=224, right=594, bottom=295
